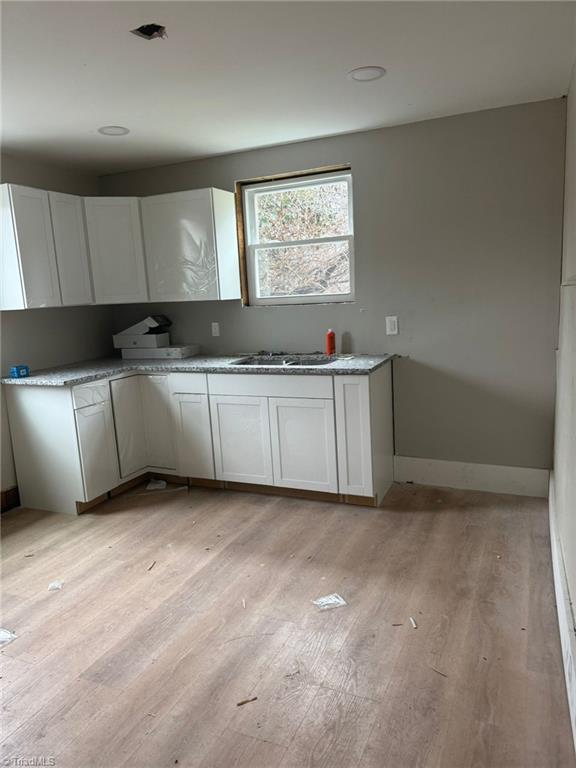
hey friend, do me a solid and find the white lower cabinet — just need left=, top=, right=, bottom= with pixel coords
left=5, top=365, right=393, bottom=516
left=172, top=393, right=214, bottom=478
left=111, top=374, right=176, bottom=477
left=269, top=397, right=337, bottom=492
left=110, top=377, right=148, bottom=478
left=75, top=401, right=119, bottom=500
left=210, top=395, right=273, bottom=485
left=141, top=375, right=176, bottom=469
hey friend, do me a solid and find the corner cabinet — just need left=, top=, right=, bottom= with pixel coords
left=141, top=188, right=240, bottom=302
left=1, top=184, right=62, bottom=309
left=110, top=374, right=176, bottom=478
left=84, top=197, right=148, bottom=304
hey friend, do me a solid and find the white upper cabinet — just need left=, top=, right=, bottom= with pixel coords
left=48, top=192, right=93, bottom=306
left=141, top=188, right=241, bottom=302
left=1, top=184, right=62, bottom=309
left=84, top=197, right=148, bottom=304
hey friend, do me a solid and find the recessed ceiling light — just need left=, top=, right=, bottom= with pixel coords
left=347, top=66, right=387, bottom=82
left=98, top=125, right=130, bottom=136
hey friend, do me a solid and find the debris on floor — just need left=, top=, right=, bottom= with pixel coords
left=312, top=593, right=347, bottom=611
left=0, top=628, right=17, bottom=645
left=409, top=616, right=418, bottom=629
left=430, top=666, right=448, bottom=678
left=48, top=580, right=64, bottom=591
left=24, top=553, right=34, bottom=558
left=147, top=561, right=156, bottom=572
left=392, top=623, right=403, bottom=627
left=236, top=696, right=258, bottom=707
left=284, top=668, right=300, bottom=679
left=242, top=598, right=246, bottom=609
left=146, top=479, right=167, bottom=491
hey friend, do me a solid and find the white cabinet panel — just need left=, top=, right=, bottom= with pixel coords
left=141, top=375, right=176, bottom=469
left=75, top=401, right=119, bottom=501
left=210, top=395, right=273, bottom=485
left=110, top=377, right=148, bottom=478
left=141, top=188, right=240, bottom=302
left=334, top=376, right=373, bottom=497
left=84, top=197, right=148, bottom=304
left=172, top=393, right=214, bottom=478
left=1, top=184, right=61, bottom=309
left=269, top=397, right=337, bottom=492
left=49, top=191, right=93, bottom=305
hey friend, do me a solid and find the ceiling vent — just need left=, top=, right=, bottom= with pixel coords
left=130, top=24, right=167, bottom=41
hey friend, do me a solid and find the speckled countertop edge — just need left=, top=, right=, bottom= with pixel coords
left=1, top=354, right=394, bottom=387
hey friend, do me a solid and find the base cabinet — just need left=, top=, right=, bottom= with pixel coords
left=75, top=401, right=119, bottom=500
left=111, top=374, right=176, bottom=478
left=269, top=397, right=337, bottom=492
left=172, top=393, right=214, bottom=478
left=141, top=375, right=176, bottom=469
left=110, top=377, right=148, bottom=478
left=210, top=395, right=273, bottom=485
left=5, top=365, right=393, bottom=515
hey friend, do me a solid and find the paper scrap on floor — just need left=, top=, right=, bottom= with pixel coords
left=312, top=593, right=347, bottom=611
left=146, top=479, right=167, bottom=491
left=48, top=580, right=64, bottom=591
left=0, top=628, right=17, bottom=645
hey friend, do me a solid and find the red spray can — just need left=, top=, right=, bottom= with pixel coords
left=325, top=329, right=336, bottom=356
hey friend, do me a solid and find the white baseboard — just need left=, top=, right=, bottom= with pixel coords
left=393, top=456, right=549, bottom=498
left=549, top=473, right=576, bottom=753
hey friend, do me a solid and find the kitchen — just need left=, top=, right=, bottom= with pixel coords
left=1, top=2, right=575, bottom=766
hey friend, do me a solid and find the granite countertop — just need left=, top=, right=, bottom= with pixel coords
left=1, top=354, right=393, bottom=387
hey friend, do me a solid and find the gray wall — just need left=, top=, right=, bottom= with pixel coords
left=102, top=99, right=566, bottom=471
left=1, top=153, right=115, bottom=490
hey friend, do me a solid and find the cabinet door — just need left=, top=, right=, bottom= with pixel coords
left=210, top=395, right=273, bottom=485
left=10, top=185, right=62, bottom=307
left=49, top=192, right=93, bottom=305
left=269, top=398, right=338, bottom=492
left=84, top=197, right=148, bottom=304
left=141, top=189, right=219, bottom=301
left=75, top=401, right=119, bottom=501
left=141, top=375, right=176, bottom=469
left=334, top=376, right=373, bottom=497
left=172, top=393, right=214, bottom=478
left=110, top=377, right=148, bottom=478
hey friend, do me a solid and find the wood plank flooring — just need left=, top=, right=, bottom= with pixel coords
left=1, top=483, right=574, bottom=768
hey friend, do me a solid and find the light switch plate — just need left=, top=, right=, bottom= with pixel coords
left=211, top=322, right=220, bottom=337
left=385, top=316, right=398, bottom=335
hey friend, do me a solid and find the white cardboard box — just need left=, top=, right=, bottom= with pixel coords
left=121, top=344, right=200, bottom=360
left=113, top=332, right=170, bottom=349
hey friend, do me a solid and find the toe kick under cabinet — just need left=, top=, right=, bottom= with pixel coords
left=5, top=363, right=393, bottom=515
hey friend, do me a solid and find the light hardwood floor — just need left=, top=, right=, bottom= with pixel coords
left=1, top=483, right=574, bottom=768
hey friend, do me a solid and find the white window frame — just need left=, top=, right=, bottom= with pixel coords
left=242, top=170, right=355, bottom=306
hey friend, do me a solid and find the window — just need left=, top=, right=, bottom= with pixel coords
left=238, top=167, right=354, bottom=306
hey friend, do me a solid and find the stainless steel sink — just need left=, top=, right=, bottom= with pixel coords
left=231, top=354, right=334, bottom=367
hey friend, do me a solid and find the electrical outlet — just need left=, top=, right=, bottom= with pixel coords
left=385, top=316, right=399, bottom=335
left=211, top=322, right=220, bottom=337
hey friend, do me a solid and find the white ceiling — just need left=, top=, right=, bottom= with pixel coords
left=2, top=1, right=575, bottom=174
